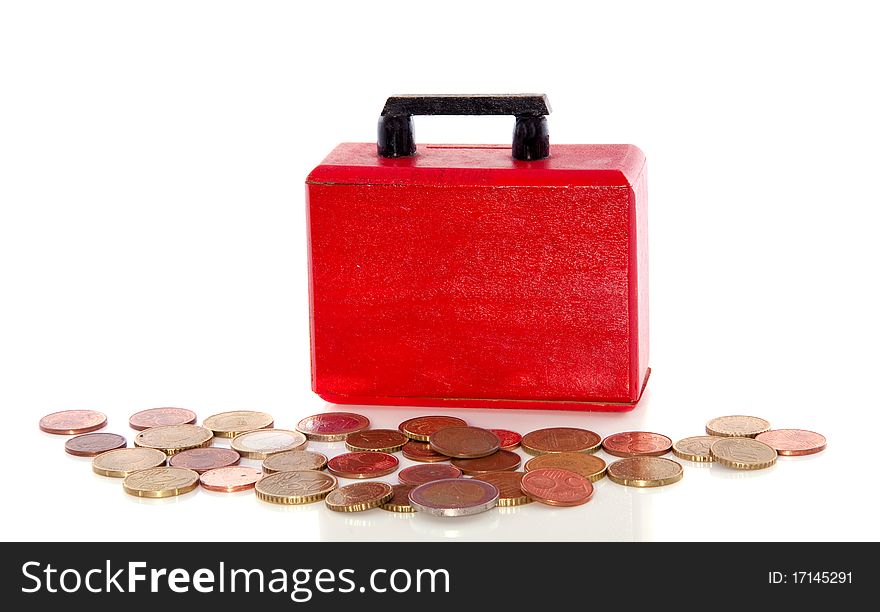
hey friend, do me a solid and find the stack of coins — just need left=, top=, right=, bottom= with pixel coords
left=40, top=407, right=826, bottom=516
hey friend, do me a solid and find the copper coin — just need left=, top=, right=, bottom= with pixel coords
left=344, top=429, right=408, bottom=453
left=199, top=466, right=262, bottom=492
left=398, top=464, right=463, bottom=486
left=602, top=431, right=672, bottom=458
left=381, top=484, right=417, bottom=513
left=133, top=424, right=214, bottom=456
left=705, top=415, right=771, bottom=438
left=64, top=433, right=126, bottom=457
left=429, top=427, right=500, bottom=459
left=710, top=437, right=777, bottom=470
left=122, top=466, right=199, bottom=498
left=296, top=412, right=370, bottom=442
left=169, top=447, right=241, bottom=473
left=255, top=470, right=337, bottom=505
left=524, top=452, right=607, bottom=483
left=606, top=456, right=684, bottom=487
left=401, top=441, right=449, bottom=463
left=128, top=407, right=197, bottom=431
left=520, top=468, right=594, bottom=506
left=755, top=429, right=827, bottom=456
left=408, top=478, right=499, bottom=517
left=520, top=427, right=601, bottom=456
left=202, top=410, right=274, bottom=438
left=400, top=416, right=468, bottom=441
left=451, top=450, right=522, bottom=476
left=39, top=410, right=107, bottom=435
left=230, top=429, right=307, bottom=459
left=327, top=451, right=399, bottom=479
left=473, top=471, right=532, bottom=506
left=325, top=482, right=394, bottom=512
left=92, top=447, right=167, bottom=478
left=262, top=450, right=328, bottom=474
left=490, top=429, right=522, bottom=450
left=672, top=436, right=724, bottom=462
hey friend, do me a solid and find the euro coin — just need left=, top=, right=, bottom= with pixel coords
left=325, top=482, right=394, bottom=512
left=122, top=466, right=199, bottom=498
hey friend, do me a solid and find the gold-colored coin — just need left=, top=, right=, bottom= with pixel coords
left=344, top=429, right=408, bottom=453
left=381, top=484, right=416, bottom=513
left=705, top=415, right=770, bottom=438
left=133, top=424, right=214, bottom=456
left=255, top=470, right=338, bottom=505
left=606, top=456, right=684, bottom=488
left=520, top=427, right=601, bottom=456
left=92, top=447, right=168, bottom=478
left=231, top=429, right=307, bottom=459
left=524, top=452, right=607, bottom=482
left=472, top=471, right=532, bottom=506
left=262, top=450, right=328, bottom=474
left=710, top=437, right=777, bottom=470
left=202, top=410, right=274, bottom=438
left=672, top=436, right=724, bottom=462
left=325, top=482, right=394, bottom=513
left=122, top=466, right=199, bottom=498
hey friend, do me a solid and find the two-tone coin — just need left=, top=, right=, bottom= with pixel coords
left=92, top=447, right=168, bottom=478
left=755, top=429, right=826, bottom=456
left=325, top=482, right=394, bottom=512
left=262, top=450, right=328, bottom=474
left=524, top=452, right=607, bottom=483
left=199, top=466, right=262, bottom=493
left=381, top=484, right=417, bottom=513
left=408, top=478, right=499, bottom=517
left=327, top=452, right=399, bottom=479
left=128, top=408, right=197, bottom=431
left=429, top=427, right=500, bottom=458
left=606, top=456, right=684, bottom=487
left=203, top=411, right=274, bottom=438
left=710, top=437, right=777, bottom=470
left=706, top=415, right=770, bottom=438
left=520, top=468, right=594, bottom=506
left=255, top=471, right=338, bottom=505
left=490, top=429, right=522, bottom=450
left=672, top=436, right=723, bottom=462
left=602, top=431, right=672, bottom=457
left=122, top=466, right=199, bottom=498
left=169, top=447, right=241, bottom=473
left=65, top=433, right=126, bottom=457
left=231, top=429, right=307, bottom=459
left=296, top=412, right=370, bottom=442
left=401, top=441, right=449, bottom=463
left=344, top=429, right=407, bottom=453
left=520, top=427, right=601, bottom=456
left=134, top=424, right=213, bottom=456
left=39, top=410, right=107, bottom=435
left=398, top=464, right=462, bottom=486
left=450, top=450, right=521, bottom=476
left=399, top=416, right=467, bottom=441
left=473, top=472, right=531, bottom=507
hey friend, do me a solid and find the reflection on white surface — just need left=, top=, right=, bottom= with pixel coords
left=124, top=492, right=197, bottom=507
left=708, top=464, right=778, bottom=481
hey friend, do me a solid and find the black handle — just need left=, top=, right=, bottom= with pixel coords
left=377, top=94, right=551, bottom=161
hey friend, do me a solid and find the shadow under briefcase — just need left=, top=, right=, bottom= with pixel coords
left=306, top=94, right=649, bottom=411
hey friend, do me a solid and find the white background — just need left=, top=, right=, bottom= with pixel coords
left=1, top=1, right=878, bottom=542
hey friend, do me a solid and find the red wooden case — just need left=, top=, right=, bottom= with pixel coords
left=306, top=95, right=648, bottom=411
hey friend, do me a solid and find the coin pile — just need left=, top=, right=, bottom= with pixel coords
left=39, top=408, right=826, bottom=516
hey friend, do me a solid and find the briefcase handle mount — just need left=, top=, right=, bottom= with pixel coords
left=378, top=94, right=551, bottom=161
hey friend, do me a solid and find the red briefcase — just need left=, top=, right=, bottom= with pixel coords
left=306, top=95, right=649, bottom=411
